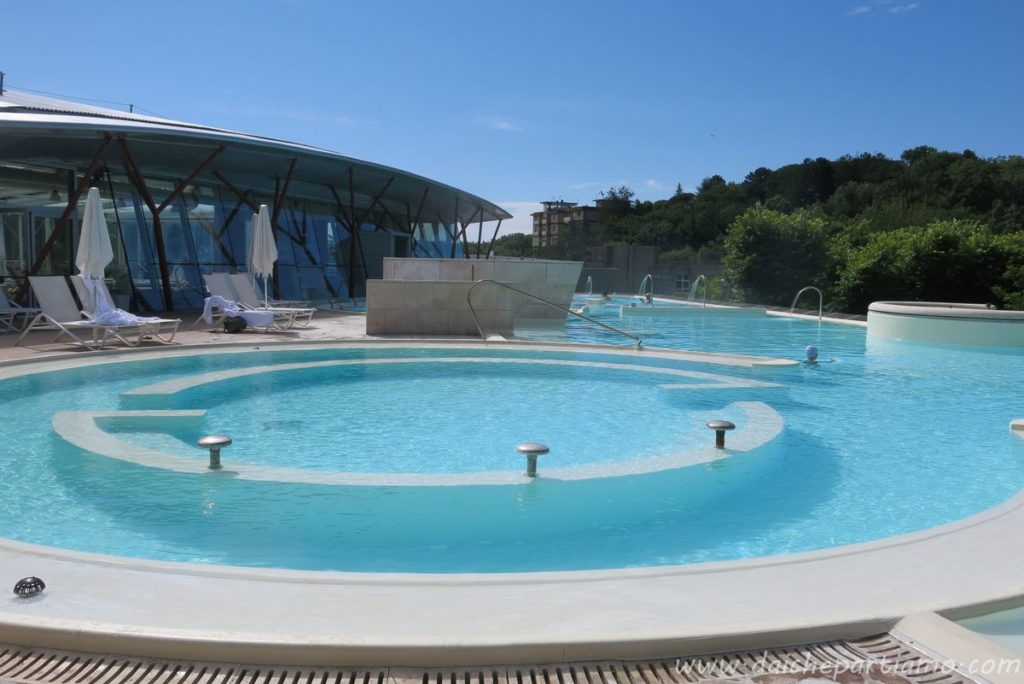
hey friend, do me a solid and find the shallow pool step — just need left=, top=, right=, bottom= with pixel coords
left=0, top=633, right=978, bottom=684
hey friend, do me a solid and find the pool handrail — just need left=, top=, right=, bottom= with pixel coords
left=790, top=286, right=823, bottom=322
left=467, top=279, right=643, bottom=350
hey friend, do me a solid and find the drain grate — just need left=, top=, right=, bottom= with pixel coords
left=0, top=634, right=981, bottom=684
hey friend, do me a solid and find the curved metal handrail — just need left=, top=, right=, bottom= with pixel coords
left=585, top=275, right=593, bottom=296
left=790, top=285, right=823, bottom=321
left=467, top=279, right=643, bottom=350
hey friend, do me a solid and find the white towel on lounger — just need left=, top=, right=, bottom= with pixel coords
left=202, top=295, right=275, bottom=328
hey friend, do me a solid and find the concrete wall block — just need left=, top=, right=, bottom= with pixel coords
left=475, top=309, right=513, bottom=332
left=544, top=261, right=584, bottom=285
left=472, top=261, right=495, bottom=281
left=439, top=261, right=474, bottom=282
left=495, top=260, right=546, bottom=283
left=513, top=283, right=572, bottom=309
left=425, top=282, right=468, bottom=310
left=368, top=280, right=420, bottom=306
left=389, top=259, right=441, bottom=281
left=369, top=259, right=578, bottom=335
left=384, top=308, right=451, bottom=335
left=365, top=308, right=386, bottom=334
left=468, top=282, right=513, bottom=310
left=449, top=309, right=490, bottom=335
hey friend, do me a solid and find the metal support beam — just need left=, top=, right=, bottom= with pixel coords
left=271, top=158, right=298, bottom=228
left=27, top=134, right=112, bottom=278
left=485, top=219, right=505, bottom=259
left=409, top=187, right=429, bottom=254
left=213, top=172, right=259, bottom=212
left=118, top=135, right=175, bottom=311
left=263, top=159, right=298, bottom=300
left=211, top=196, right=246, bottom=266
left=450, top=196, right=460, bottom=258
left=327, top=181, right=364, bottom=296
left=346, top=170, right=364, bottom=296
left=411, top=188, right=429, bottom=234
left=330, top=170, right=395, bottom=296
left=475, top=211, right=484, bottom=258
left=157, top=146, right=225, bottom=215
left=457, top=205, right=482, bottom=259
left=435, top=212, right=458, bottom=252
left=376, top=204, right=404, bottom=235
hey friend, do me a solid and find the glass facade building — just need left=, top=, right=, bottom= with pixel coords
left=0, top=90, right=509, bottom=311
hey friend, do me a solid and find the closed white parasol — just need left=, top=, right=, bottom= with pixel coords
left=75, top=187, right=114, bottom=315
left=248, top=204, right=277, bottom=307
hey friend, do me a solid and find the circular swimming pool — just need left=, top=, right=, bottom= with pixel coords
left=2, top=321, right=1024, bottom=574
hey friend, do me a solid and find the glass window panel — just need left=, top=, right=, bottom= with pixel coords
left=106, top=172, right=161, bottom=311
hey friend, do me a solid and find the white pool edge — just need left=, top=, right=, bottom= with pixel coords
left=2, top=338, right=1023, bottom=666
left=3, top=483, right=1024, bottom=665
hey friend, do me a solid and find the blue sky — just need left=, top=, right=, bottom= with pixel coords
left=3, top=0, right=1022, bottom=234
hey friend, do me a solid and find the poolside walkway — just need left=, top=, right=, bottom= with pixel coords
left=0, top=632, right=980, bottom=683
left=0, top=308, right=372, bottom=360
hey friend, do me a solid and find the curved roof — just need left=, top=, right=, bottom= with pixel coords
left=0, top=89, right=510, bottom=224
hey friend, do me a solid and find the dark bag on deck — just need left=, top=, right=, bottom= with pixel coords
left=223, top=315, right=247, bottom=333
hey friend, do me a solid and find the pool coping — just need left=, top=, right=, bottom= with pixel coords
left=2, top=338, right=1024, bottom=666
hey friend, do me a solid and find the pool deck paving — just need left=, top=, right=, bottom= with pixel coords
left=0, top=308, right=1021, bottom=680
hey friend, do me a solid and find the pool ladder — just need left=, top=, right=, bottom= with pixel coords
left=467, top=279, right=643, bottom=350
left=790, top=286, right=823, bottom=322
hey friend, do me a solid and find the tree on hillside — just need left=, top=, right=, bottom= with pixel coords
left=722, top=206, right=832, bottom=306
left=597, top=186, right=635, bottom=218
left=692, top=175, right=749, bottom=246
left=491, top=232, right=533, bottom=257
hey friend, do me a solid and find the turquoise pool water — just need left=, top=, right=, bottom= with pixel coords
left=117, top=358, right=739, bottom=474
left=959, top=605, right=1024, bottom=657
left=1, top=305, right=1023, bottom=573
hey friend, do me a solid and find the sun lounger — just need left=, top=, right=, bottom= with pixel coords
left=230, top=273, right=311, bottom=308
left=199, top=294, right=276, bottom=332
left=200, top=273, right=309, bottom=330
left=69, top=275, right=180, bottom=344
left=0, top=288, right=40, bottom=333
left=16, top=276, right=176, bottom=350
left=228, top=274, right=316, bottom=328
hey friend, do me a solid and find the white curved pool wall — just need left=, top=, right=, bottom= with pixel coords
left=867, top=301, right=1024, bottom=347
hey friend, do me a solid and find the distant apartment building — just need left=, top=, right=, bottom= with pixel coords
left=531, top=200, right=602, bottom=247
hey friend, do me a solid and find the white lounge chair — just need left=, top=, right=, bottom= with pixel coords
left=201, top=273, right=306, bottom=330
left=229, top=274, right=315, bottom=327
left=16, top=276, right=175, bottom=350
left=69, top=275, right=180, bottom=344
left=0, top=288, right=40, bottom=333
left=198, top=294, right=276, bottom=332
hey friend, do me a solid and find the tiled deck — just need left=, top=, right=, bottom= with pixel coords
left=0, top=633, right=980, bottom=684
left=0, top=308, right=373, bottom=360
